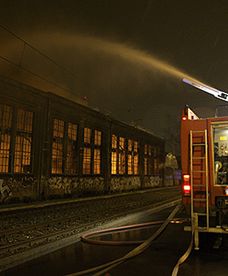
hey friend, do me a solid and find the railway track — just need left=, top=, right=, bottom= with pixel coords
left=0, top=187, right=181, bottom=270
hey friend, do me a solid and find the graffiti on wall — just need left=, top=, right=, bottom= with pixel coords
left=144, top=176, right=161, bottom=188
left=110, top=176, right=141, bottom=192
left=47, top=176, right=105, bottom=196
left=0, top=179, right=12, bottom=202
left=48, top=177, right=73, bottom=194
left=0, top=177, right=35, bottom=203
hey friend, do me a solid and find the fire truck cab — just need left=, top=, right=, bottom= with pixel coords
left=181, top=106, right=228, bottom=249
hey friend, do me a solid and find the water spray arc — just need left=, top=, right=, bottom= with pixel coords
left=1, top=28, right=217, bottom=99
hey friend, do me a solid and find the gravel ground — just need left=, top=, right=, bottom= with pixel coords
left=0, top=186, right=181, bottom=266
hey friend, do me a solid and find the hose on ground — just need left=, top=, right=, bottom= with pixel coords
left=67, top=204, right=182, bottom=276
left=171, top=229, right=194, bottom=276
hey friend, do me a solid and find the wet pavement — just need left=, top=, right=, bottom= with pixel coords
left=3, top=205, right=228, bottom=276
left=0, top=186, right=180, bottom=269
left=179, top=233, right=228, bottom=276
left=3, top=207, right=189, bottom=276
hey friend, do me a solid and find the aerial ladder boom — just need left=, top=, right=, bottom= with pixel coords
left=183, top=78, right=228, bottom=102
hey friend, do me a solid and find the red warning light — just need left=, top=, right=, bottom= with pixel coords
left=183, top=174, right=191, bottom=195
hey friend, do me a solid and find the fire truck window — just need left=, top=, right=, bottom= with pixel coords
left=214, top=127, right=228, bottom=185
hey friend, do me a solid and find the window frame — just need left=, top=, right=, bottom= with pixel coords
left=82, top=127, right=103, bottom=176
left=0, top=104, right=34, bottom=175
left=51, top=118, right=78, bottom=176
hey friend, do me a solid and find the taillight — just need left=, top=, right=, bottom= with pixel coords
left=225, top=186, right=228, bottom=196
left=182, top=116, right=187, bottom=121
left=183, top=174, right=191, bottom=195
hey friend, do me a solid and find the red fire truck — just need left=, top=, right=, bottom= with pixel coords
left=181, top=80, right=228, bottom=250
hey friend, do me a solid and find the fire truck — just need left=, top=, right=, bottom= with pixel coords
left=181, top=79, right=228, bottom=250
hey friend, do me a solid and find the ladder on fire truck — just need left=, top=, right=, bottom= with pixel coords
left=190, top=130, right=209, bottom=249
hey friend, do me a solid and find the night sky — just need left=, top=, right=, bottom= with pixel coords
left=1, top=0, right=228, bottom=154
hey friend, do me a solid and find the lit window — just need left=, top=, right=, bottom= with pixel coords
left=93, top=130, right=102, bottom=175
left=94, top=148, right=101, bottom=174
left=128, top=153, right=133, bottom=175
left=82, top=127, right=92, bottom=175
left=14, top=109, right=33, bottom=173
left=133, top=141, right=138, bottom=174
left=112, top=134, right=117, bottom=148
left=128, top=139, right=133, bottom=151
left=128, top=139, right=134, bottom=175
left=83, top=147, right=91, bottom=174
left=52, top=120, right=78, bottom=175
left=0, top=104, right=12, bottom=173
left=84, top=127, right=91, bottom=144
left=82, top=128, right=102, bottom=175
left=94, top=130, right=101, bottom=146
left=118, top=137, right=125, bottom=174
left=111, top=151, right=117, bottom=174
left=144, top=144, right=148, bottom=155
left=65, top=123, right=77, bottom=175
left=111, top=135, right=118, bottom=175
left=144, top=157, right=148, bottom=175
left=52, top=119, right=64, bottom=174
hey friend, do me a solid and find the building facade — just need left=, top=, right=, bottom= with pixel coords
left=0, top=76, right=165, bottom=203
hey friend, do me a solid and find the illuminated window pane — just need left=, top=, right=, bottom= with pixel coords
left=93, top=130, right=102, bottom=175
left=134, top=141, right=138, bottom=152
left=94, top=148, right=101, bottom=174
left=118, top=137, right=125, bottom=174
left=52, top=141, right=63, bottom=174
left=0, top=134, right=11, bottom=173
left=128, top=139, right=133, bottom=151
left=128, top=154, right=133, bottom=175
left=84, top=128, right=91, bottom=144
left=119, top=152, right=125, bottom=174
left=14, top=136, right=32, bottom=173
left=0, top=104, right=12, bottom=173
left=144, top=157, right=148, bottom=175
left=111, top=135, right=118, bottom=175
left=14, top=109, right=33, bottom=173
left=134, top=154, right=138, bottom=174
left=112, top=135, right=117, bottom=149
left=83, top=147, right=91, bottom=174
left=65, top=123, right=77, bottom=175
left=52, top=119, right=64, bottom=174
left=144, top=144, right=148, bottom=155
left=132, top=140, right=138, bottom=174
left=119, top=137, right=125, bottom=149
left=17, top=109, right=33, bottom=133
left=0, top=104, right=12, bottom=129
left=68, top=122, right=77, bottom=141
left=111, top=152, right=117, bottom=174
left=94, top=130, right=102, bottom=146
left=127, top=139, right=138, bottom=175
left=53, top=119, right=64, bottom=138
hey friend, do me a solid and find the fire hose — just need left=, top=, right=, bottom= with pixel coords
left=66, top=204, right=194, bottom=276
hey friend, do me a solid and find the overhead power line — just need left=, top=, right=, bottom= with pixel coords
left=0, top=55, right=72, bottom=94
left=0, top=23, right=78, bottom=80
